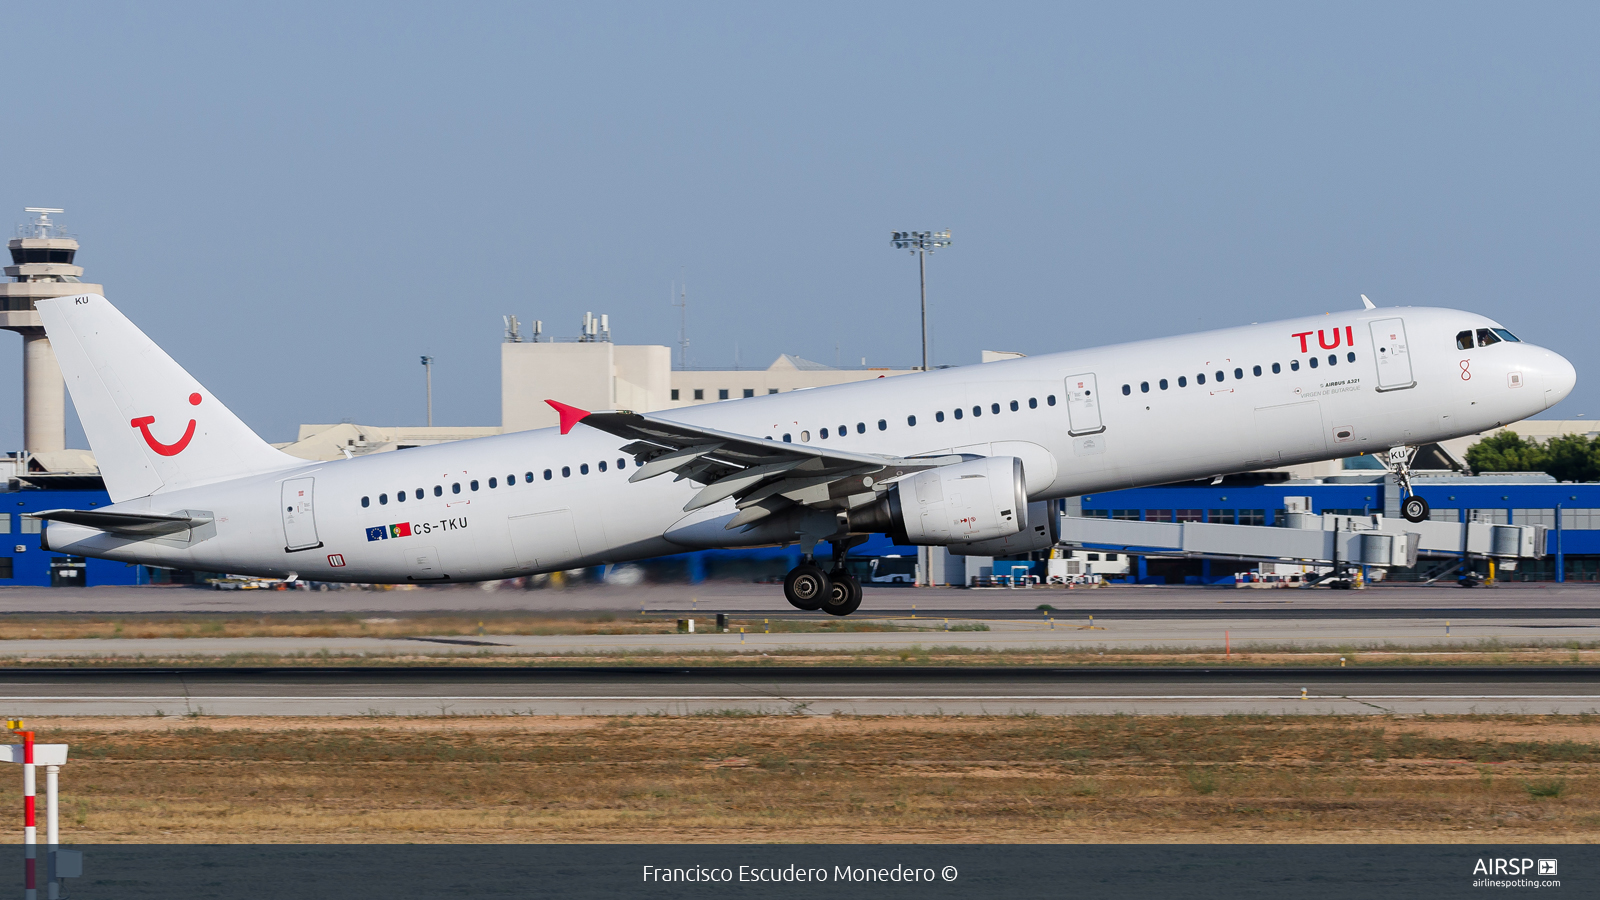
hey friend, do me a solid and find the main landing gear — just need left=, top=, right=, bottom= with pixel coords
left=1384, top=444, right=1431, bottom=524
left=782, top=546, right=864, bottom=617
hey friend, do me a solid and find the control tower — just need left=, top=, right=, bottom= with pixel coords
left=0, top=209, right=102, bottom=453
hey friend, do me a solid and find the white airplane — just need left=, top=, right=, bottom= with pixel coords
left=33, top=293, right=1574, bottom=615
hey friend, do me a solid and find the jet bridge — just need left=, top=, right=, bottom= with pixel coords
left=1056, top=512, right=1546, bottom=572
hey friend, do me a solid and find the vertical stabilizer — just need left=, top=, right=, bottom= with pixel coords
left=35, top=294, right=301, bottom=501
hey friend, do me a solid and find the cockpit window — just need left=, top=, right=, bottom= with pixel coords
left=1456, top=330, right=1474, bottom=350
left=1477, top=328, right=1501, bottom=347
left=1492, top=328, right=1521, bottom=343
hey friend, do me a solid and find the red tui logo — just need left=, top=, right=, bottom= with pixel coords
left=130, top=393, right=201, bottom=456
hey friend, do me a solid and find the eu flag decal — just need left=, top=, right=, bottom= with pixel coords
left=365, top=526, right=387, bottom=542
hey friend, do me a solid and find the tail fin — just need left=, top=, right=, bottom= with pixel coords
left=36, top=293, right=300, bottom=502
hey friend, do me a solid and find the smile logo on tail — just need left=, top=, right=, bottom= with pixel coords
left=130, top=393, right=201, bottom=457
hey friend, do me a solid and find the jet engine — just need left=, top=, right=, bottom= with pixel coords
left=945, top=500, right=1059, bottom=556
left=848, top=456, right=1027, bottom=545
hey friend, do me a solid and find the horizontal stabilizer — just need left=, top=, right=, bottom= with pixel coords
left=30, top=508, right=212, bottom=537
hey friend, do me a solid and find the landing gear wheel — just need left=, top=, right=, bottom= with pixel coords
left=1402, top=495, right=1430, bottom=523
left=783, top=564, right=831, bottom=611
left=821, top=572, right=863, bottom=617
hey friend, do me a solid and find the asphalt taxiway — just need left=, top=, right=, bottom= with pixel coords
left=0, top=666, right=1595, bottom=716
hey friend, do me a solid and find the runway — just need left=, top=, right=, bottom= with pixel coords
left=4, top=666, right=1598, bottom=716
left=0, top=581, right=1596, bottom=615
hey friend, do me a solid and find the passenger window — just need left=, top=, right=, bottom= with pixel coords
left=580, top=463, right=589, bottom=474
left=599, top=461, right=607, bottom=472
left=434, top=485, right=442, bottom=496
left=783, top=433, right=792, bottom=442
left=1047, top=395, right=1056, bottom=405
left=1272, top=362, right=1281, bottom=374
left=1139, top=382, right=1149, bottom=393
left=1159, top=379, right=1168, bottom=390
left=1347, top=352, right=1355, bottom=362
left=907, top=415, right=917, bottom=426
left=1215, top=370, right=1224, bottom=382
left=954, top=408, right=963, bottom=419
left=617, top=458, right=626, bottom=469
left=989, top=403, right=998, bottom=414
left=543, top=469, right=552, bottom=480
left=1456, top=330, right=1474, bottom=350
left=452, top=483, right=461, bottom=493
left=524, top=473, right=533, bottom=483
left=1309, top=357, right=1319, bottom=368
left=1327, top=354, right=1337, bottom=366
left=471, top=480, right=480, bottom=490
left=379, top=493, right=388, bottom=505
left=820, top=428, right=829, bottom=439
left=878, top=419, right=887, bottom=431
left=396, top=490, right=406, bottom=502
left=972, top=406, right=982, bottom=417
left=1010, top=400, right=1019, bottom=410
left=856, top=423, right=865, bottom=433
left=488, top=477, right=497, bottom=488
left=1178, top=376, right=1187, bottom=387
left=1234, top=368, right=1243, bottom=379
left=561, top=467, right=570, bottom=477
left=361, top=496, right=369, bottom=508
left=415, top=488, right=423, bottom=500
left=801, top=431, right=810, bottom=442
left=1477, top=328, right=1501, bottom=347
left=1290, top=360, right=1300, bottom=371
left=936, top=411, right=945, bottom=422
left=1029, top=398, right=1038, bottom=408
left=1252, top=365, right=1261, bottom=376
left=838, top=424, right=847, bottom=436
left=1121, top=384, right=1131, bottom=396
left=1197, top=373, right=1206, bottom=384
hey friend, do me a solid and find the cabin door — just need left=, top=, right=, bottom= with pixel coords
left=280, top=477, right=322, bottom=552
left=1063, top=373, right=1106, bottom=436
left=1370, top=318, right=1416, bottom=392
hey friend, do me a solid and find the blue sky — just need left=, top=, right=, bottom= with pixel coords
left=4, top=2, right=1597, bottom=446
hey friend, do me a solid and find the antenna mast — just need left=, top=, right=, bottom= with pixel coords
left=671, top=275, right=689, bottom=368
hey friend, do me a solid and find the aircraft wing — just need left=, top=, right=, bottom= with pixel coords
left=30, top=508, right=212, bottom=537
left=560, top=403, right=961, bottom=529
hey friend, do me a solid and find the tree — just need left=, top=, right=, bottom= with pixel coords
left=1466, top=430, right=1600, bottom=482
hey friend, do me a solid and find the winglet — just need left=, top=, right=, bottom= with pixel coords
left=545, top=400, right=591, bottom=435
left=1360, top=294, right=1376, bottom=310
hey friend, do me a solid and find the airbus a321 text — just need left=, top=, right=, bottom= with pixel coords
left=33, top=294, right=1575, bottom=615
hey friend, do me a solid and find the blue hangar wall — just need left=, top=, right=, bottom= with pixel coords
left=0, top=489, right=140, bottom=587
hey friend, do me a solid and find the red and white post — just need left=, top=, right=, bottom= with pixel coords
left=21, top=730, right=34, bottom=900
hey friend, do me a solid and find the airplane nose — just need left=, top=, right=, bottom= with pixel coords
left=1543, top=350, right=1577, bottom=410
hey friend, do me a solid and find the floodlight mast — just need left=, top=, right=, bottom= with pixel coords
left=890, top=230, right=952, bottom=372
left=420, top=356, right=434, bottom=427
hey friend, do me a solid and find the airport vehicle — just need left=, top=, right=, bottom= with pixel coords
left=33, top=294, right=1574, bottom=616
left=867, top=555, right=918, bottom=584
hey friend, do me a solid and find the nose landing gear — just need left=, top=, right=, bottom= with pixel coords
left=1384, top=445, right=1431, bottom=523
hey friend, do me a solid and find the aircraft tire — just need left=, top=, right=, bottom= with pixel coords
left=1402, top=495, right=1430, bottom=523
left=784, top=564, right=831, bottom=611
left=821, top=573, right=863, bottom=617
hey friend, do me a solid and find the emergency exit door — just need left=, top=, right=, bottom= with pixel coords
left=1370, top=317, right=1416, bottom=392
left=1064, top=373, right=1105, bottom=436
left=281, top=477, right=322, bottom=552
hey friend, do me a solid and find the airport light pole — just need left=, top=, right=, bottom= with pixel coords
left=890, top=230, right=952, bottom=372
left=420, top=356, right=434, bottom=427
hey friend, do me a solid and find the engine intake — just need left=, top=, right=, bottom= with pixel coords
left=848, top=456, right=1027, bottom=545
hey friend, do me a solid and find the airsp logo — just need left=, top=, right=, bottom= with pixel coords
left=1473, top=858, right=1554, bottom=876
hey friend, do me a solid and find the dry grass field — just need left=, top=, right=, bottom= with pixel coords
left=19, top=714, right=1600, bottom=843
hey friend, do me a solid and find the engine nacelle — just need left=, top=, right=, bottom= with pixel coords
left=848, top=456, right=1027, bottom=545
left=946, top=500, right=1059, bottom=556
